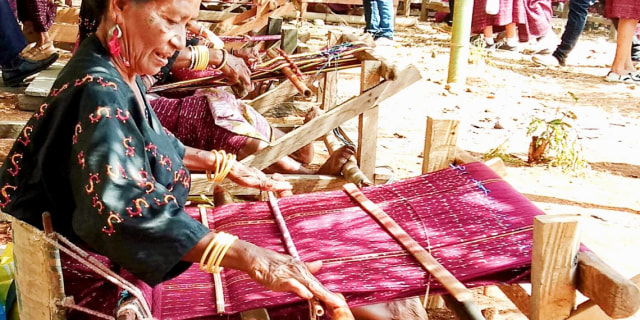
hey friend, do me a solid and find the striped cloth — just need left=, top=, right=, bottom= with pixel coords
left=155, top=162, right=542, bottom=318
left=150, top=88, right=272, bottom=155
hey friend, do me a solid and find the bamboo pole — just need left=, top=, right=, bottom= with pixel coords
left=447, top=0, right=475, bottom=85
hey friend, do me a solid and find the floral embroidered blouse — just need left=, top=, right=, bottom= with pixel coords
left=0, top=35, right=209, bottom=286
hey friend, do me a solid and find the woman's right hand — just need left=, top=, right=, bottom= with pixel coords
left=220, top=54, right=253, bottom=93
left=243, top=243, right=354, bottom=318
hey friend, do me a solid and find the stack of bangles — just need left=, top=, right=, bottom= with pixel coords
left=188, top=46, right=228, bottom=71
left=206, top=150, right=236, bottom=183
left=199, top=231, right=238, bottom=274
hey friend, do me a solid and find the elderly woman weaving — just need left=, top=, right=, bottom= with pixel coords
left=76, top=0, right=356, bottom=176
left=0, top=0, right=353, bottom=317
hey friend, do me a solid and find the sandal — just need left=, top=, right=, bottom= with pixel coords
left=604, top=71, right=640, bottom=83
left=21, top=41, right=58, bottom=61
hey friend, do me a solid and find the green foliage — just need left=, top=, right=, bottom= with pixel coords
left=526, top=93, right=589, bottom=174
left=483, top=140, right=527, bottom=165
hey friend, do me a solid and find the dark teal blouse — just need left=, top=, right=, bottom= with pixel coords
left=0, top=35, right=209, bottom=286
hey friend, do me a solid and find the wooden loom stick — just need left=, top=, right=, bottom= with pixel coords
left=266, top=49, right=313, bottom=98
left=266, top=191, right=324, bottom=318
left=342, top=183, right=486, bottom=320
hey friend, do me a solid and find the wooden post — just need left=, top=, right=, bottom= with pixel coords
left=320, top=31, right=341, bottom=110
left=280, top=26, right=298, bottom=55
left=530, top=215, right=582, bottom=320
left=422, top=117, right=459, bottom=174
left=357, top=60, right=382, bottom=181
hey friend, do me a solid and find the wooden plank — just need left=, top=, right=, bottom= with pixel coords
left=25, top=61, right=65, bottom=97
left=357, top=60, right=381, bottom=182
left=422, top=117, right=459, bottom=174
left=497, top=284, right=530, bottom=318
left=197, top=10, right=239, bottom=22
left=55, top=7, right=79, bottom=24
left=49, top=23, right=78, bottom=44
left=189, top=173, right=348, bottom=196
left=283, top=11, right=418, bottom=27
left=575, top=251, right=640, bottom=318
left=17, top=94, right=45, bottom=112
left=531, top=215, right=581, bottom=320
left=0, top=121, right=26, bottom=139
left=568, top=274, right=640, bottom=320
left=222, top=2, right=294, bottom=36
left=241, top=64, right=421, bottom=170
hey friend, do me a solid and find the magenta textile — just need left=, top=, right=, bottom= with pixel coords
left=16, top=0, right=57, bottom=32
left=605, top=0, right=640, bottom=20
left=471, top=0, right=551, bottom=41
left=154, top=162, right=542, bottom=318
left=471, top=0, right=526, bottom=34
left=518, top=0, right=553, bottom=41
left=150, top=90, right=271, bottom=155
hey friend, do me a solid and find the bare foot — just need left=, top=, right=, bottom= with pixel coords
left=291, top=106, right=324, bottom=164
left=316, top=145, right=356, bottom=175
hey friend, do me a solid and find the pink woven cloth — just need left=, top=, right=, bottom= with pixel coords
left=154, top=162, right=543, bottom=319
left=471, top=0, right=551, bottom=42
left=605, top=0, right=640, bottom=20
left=471, top=0, right=527, bottom=34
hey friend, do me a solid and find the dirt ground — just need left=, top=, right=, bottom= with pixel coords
left=1, top=15, right=640, bottom=320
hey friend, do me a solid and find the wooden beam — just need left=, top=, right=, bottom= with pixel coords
left=531, top=215, right=582, bottom=320
left=241, top=64, right=421, bottom=170
left=221, top=2, right=294, bottom=36
left=497, top=284, right=530, bottom=318
left=49, top=23, right=78, bottom=44
left=189, top=173, right=348, bottom=196
left=55, top=7, right=79, bottom=24
left=17, top=94, right=45, bottom=112
left=283, top=11, right=418, bottom=27
left=568, top=273, right=640, bottom=320
left=197, top=10, right=239, bottom=22
left=357, top=60, right=381, bottom=182
left=422, top=117, right=459, bottom=174
left=575, top=251, right=640, bottom=318
left=0, top=121, right=26, bottom=139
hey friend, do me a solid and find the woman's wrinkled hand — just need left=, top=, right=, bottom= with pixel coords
left=227, top=160, right=292, bottom=192
left=220, top=54, right=253, bottom=93
left=232, top=47, right=261, bottom=68
left=247, top=246, right=353, bottom=318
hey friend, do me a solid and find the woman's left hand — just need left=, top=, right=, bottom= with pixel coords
left=228, top=160, right=292, bottom=192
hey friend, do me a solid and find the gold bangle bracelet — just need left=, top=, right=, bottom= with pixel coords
left=212, top=49, right=228, bottom=71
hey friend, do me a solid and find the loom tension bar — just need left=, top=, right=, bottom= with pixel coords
left=267, top=191, right=325, bottom=319
left=342, top=183, right=486, bottom=320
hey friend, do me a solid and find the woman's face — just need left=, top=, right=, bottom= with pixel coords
left=119, top=0, right=200, bottom=76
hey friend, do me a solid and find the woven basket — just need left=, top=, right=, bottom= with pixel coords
left=0, top=211, right=66, bottom=320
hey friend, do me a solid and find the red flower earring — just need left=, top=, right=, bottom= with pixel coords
left=108, top=24, right=130, bottom=67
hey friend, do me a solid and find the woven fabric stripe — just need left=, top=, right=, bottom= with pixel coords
left=156, top=162, right=542, bottom=318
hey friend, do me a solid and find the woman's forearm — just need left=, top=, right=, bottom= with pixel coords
left=182, top=231, right=255, bottom=273
left=171, top=46, right=226, bottom=70
left=182, top=146, right=217, bottom=171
